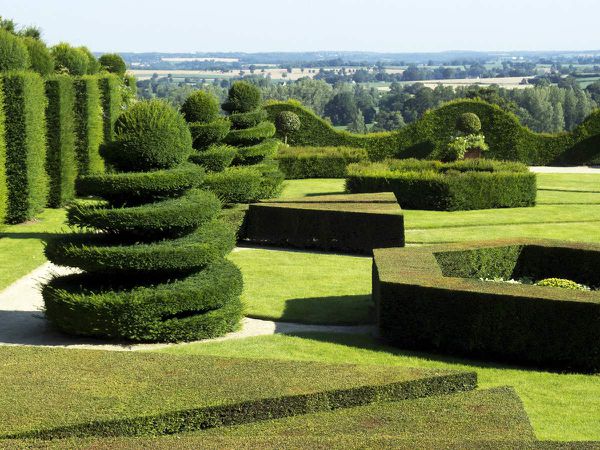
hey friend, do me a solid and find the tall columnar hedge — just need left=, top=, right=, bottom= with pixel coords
left=98, top=74, right=122, bottom=142
left=45, top=75, right=77, bottom=207
left=0, top=79, right=6, bottom=223
left=1, top=71, right=49, bottom=223
left=73, top=76, right=104, bottom=175
left=43, top=100, right=243, bottom=342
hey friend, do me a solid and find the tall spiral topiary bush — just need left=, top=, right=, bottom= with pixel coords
left=42, top=100, right=243, bottom=342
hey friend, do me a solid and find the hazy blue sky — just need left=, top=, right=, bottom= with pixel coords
left=0, top=0, right=597, bottom=53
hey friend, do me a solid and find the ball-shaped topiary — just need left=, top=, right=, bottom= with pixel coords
left=103, top=100, right=193, bottom=172
left=222, top=81, right=262, bottom=114
left=23, top=37, right=54, bottom=75
left=99, top=53, right=127, bottom=76
left=51, top=43, right=88, bottom=75
left=181, top=90, right=220, bottom=123
left=0, top=29, right=30, bottom=71
left=456, top=112, right=482, bottom=134
left=275, top=111, right=301, bottom=144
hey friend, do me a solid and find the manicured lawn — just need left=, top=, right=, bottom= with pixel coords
left=0, top=209, right=67, bottom=290
left=537, top=173, right=600, bottom=192
left=228, top=248, right=372, bottom=324
left=278, top=178, right=345, bottom=198
left=161, top=332, right=600, bottom=442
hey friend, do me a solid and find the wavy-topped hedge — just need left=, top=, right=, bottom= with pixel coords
left=264, top=99, right=600, bottom=165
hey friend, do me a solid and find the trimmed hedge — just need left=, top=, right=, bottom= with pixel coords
left=243, top=192, right=405, bottom=254
left=73, top=76, right=104, bottom=175
left=23, top=37, right=54, bottom=76
left=0, top=29, right=30, bottom=71
left=0, top=79, right=6, bottom=223
left=346, top=159, right=536, bottom=211
left=224, top=121, right=276, bottom=146
left=189, top=118, right=231, bottom=150
left=276, top=146, right=368, bottom=179
left=189, top=144, right=237, bottom=172
left=222, top=80, right=262, bottom=114
left=264, top=99, right=600, bottom=165
left=229, top=109, right=268, bottom=129
left=1, top=71, right=49, bottom=223
left=76, top=164, right=205, bottom=206
left=181, top=90, right=220, bottom=123
left=373, top=239, right=600, bottom=372
left=98, top=74, right=122, bottom=142
left=45, top=75, right=77, bottom=207
left=203, top=166, right=264, bottom=204
left=233, top=138, right=280, bottom=165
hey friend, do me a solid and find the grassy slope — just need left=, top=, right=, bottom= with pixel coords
left=5, top=388, right=538, bottom=449
left=161, top=332, right=600, bottom=442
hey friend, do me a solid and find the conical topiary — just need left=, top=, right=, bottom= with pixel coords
left=42, top=100, right=243, bottom=342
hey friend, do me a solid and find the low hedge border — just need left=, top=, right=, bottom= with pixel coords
left=7, top=367, right=476, bottom=439
left=243, top=192, right=405, bottom=254
left=373, top=239, right=600, bottom=372
left=224, top=121, right=276, bottom=146
left=276, top=146, right=368, bottom=179
left=76, top=164, right=205, bottom=206
left=346, top=159, right=536, bottom=211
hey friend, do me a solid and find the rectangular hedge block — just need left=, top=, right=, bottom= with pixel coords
left=0, top=78, right=6, bottom=223
left=97, top=74, right=122, bottom=142
left=276, top=146, right=368, bottom=179
left=243, top=192, right=405, bottom=254
left=1, top=71, right=48, bottom=223
left=73, top=75, right=104, bottom=175
left=373, top=239, right=600, bottom=372
left=45, top=75, right=77, bottom=208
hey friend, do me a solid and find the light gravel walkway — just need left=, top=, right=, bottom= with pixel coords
left=0, top=261, right=374, bottom=352
left=529, top=166, right=600, bottom=174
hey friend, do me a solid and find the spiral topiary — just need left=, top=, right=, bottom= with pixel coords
left=456, top=112, right=482, bottom=134
left=42, top=100, right=243, bottom=342
left=222, top=81, right=262, bottom=114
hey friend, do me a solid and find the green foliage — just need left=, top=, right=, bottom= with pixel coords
left=76, top=164, right=205, bottom=206
left=456, top=112, right=482, bottom=134
left=264, top=99, right=600, bottom=164
left=189, top=118, right=231, bottom=150
left=442, top=134, right=489, bottom=161
left=233, top=139, right=280, bottom=165
left=98, top=53, right=126, bottom=76
left=275, top=111, right=301, bottom=143
left=0, top=79, right=6, bottom=223
left=222, top=81, right=262, bottom=113
left=22, top=37, right=53, bottom=75
left=73, top=76, right=104, bottom=175
left=346, top=159, right=536, bottom=211
left=203, top=166, right=264, bottom=204
left=276, top=146, right=368, bottom=179
left=229, top=109, right=268, bottom=129
left=97, top=74, right=123, bottom=142
left=1, top=71, right=48, bottom=223
left=0, top=29, right=29, bottom=71
left=51, top=43, right=88, bottom=75
left=189, top=144, right=236, bottom=172
left=181, top=90, right=220, bottom=123
left=103, top=100, right=192, bottom=171
left=244, top=193, right=404, bottom=254
left=535, top=278, right=590, bottom=291
left=374, top=241, right=600, bottom=371
left=224, top=121, right=276, bottom=145
left=45, top=76, right=77, bottom=207
left=79, top=46, right=100, bottom=74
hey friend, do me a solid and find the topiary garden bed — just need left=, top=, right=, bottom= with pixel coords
left=373, top=239, right=600, bottom=372
left=347, top=159, right=537, bottom=211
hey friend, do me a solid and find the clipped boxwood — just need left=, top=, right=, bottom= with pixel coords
left=181, top=90, right=220, bottom=123
left=73, top=75, right=104, bottom=175
left=276, top=146, right=368, bottom=179
left=189, top=118, right=231, bottom=150
left=224, top=121, right=276, bottom=146
left=203, top=166, right=264, bottom=204
left=373, top=239, right=600, bottom=372
left=346, top=159, right=536, bottom=211
left=190, top=144, right=237, bottom=172
left=229, top=109, right=268, bottom=129
left=222, top=81, right=262, bottom=114
left=23, top=37, right=54, bottom=76
left=0, top=79, right=6, bottom=223
left=45, top=75, right=77, bottom=207
left=233, top=138, right=280, bottom=165
left=97, top=74, right=122, bottom=142
left=0, top=29, right=30, bottom=71
left=1, top=71, right=49, bottom=223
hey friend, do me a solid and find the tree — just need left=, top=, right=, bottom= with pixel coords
left=324, top=91, right=358, bottom=126
left=347, top=110, right=367, bottom=133
left=372, top=111, right=406, bottom=131
left=99, top=53, right=126, bottom=75
left=275, top=111, right=301, bottom=144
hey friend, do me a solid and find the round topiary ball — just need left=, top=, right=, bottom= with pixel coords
left=105, top=100, right=193, bottom=172
left=181, top=90, right=220, bottom=123
left=99, top=53, right=127, bottom=75
left=275, top=111, right=301, bottom=133
left=456, top=112, right=482, bottom=134
left=0, top=29, right=30, bottom=71
left=222, top=81, right=262, bottom=114
left=51, top=43, right=88, bottom=75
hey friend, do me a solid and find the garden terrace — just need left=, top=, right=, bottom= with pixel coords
left=243, top=192, right=405, bottom=254
left=0, top=346, right=475, bottom=439
left=373, top=239, right=600, bottom=372
left=347, top=159, right=537, bottom=211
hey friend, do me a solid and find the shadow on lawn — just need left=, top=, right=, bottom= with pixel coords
left=279, top=294, right=374, bottom=326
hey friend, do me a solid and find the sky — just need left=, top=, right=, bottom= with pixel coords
left=0, top=0, right=598, bottom=53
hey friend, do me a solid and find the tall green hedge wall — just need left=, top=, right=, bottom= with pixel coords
left=73, top=75, right=104, bottom=175
left=0, top=79, right=6, bottom=223
left=264, top=99, right=600, bottom=165
left=98, top=74, right=122, bottom=142
left=1, top=71, right=49, bottom=223
left=45, top=75, right=77, bottom=207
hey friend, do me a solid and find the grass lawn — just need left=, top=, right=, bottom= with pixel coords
left=160, top=332, right=600, bottom=442
left=228, top=248, right=372, bottom=324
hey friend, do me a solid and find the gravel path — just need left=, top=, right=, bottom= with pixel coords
left=530, top=166, right=600, bottom=174
left=0, top=262, right=374, bottom=351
